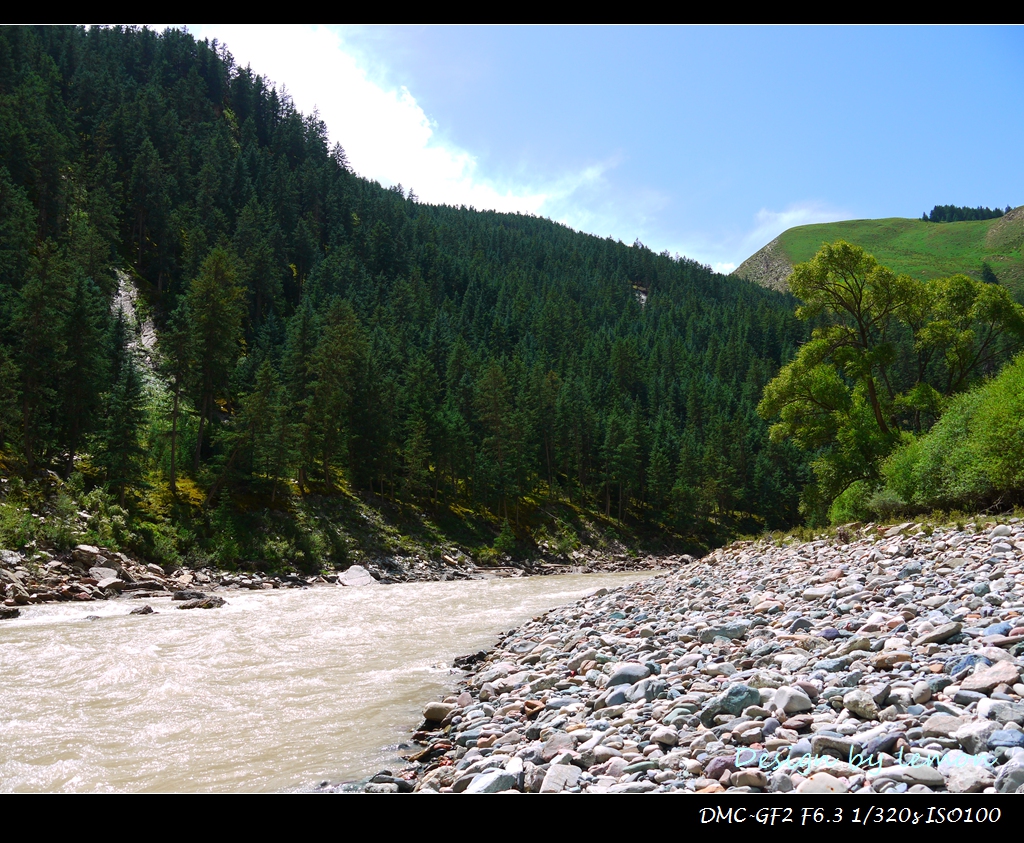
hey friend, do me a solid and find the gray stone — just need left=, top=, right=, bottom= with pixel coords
left=796, top=772, right=848, bottom=794
left=916, top=622, right=961, bottom=645
left=843, top=689, right=879, bottom=720
left=732, top=769, right=767, bottom=788
left=422, top=701, right=456, bottom=723
left=698, top=620, right=751, bottom=642
left=176, top=596, right=226, bottom=609
left=896, top=562, right=922, bottom=579
left=953, top=689, right=986, bottom=706
left=946, top=766, right=995, bottom=794
left=922, top=713, right=965, bottom=738
left=977, top=698, right=1024, bottom=724
left=464, top=769, right=520, bottom=793
left=956, top=720, right=1000, bottom=754
left=946, top=653, right=990, bottom=675
left=650, top=726, right=678, bottom=746
left=868, top=764, right=944, bottom=786
left=810, top=734, right=863, bottom=760
left=172, top=589, right=207, bottom=601
left=700, top=683, right=761, bottom=726
left=862, top=731, right=902, bottom=759
left=605, top=781, right=658, bottom=793
left=773, top=685, right=814, bottom=714
left=539, top=764, right=580, bottom=793
left=606, top=662, right=650, bottom=686
left=814, top=656, right=853, bottom=672
left=602, top=686, right=630, bottom=707
left=369, top=773, right=414, bottom=792
left=72, top=545, right=102, bottom=563
left=989, top=730, right=1024, bottom=749
left=962, top=660, right=1021, bottom=693
left=994, top=760, right=1024, bottom=793
left=938, top=750, right=992, bottom=776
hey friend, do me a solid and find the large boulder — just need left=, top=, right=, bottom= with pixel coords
left=338, top=565, right=378, bottom=587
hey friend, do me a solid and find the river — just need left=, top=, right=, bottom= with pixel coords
left=0, top=571, right=650, bottom=792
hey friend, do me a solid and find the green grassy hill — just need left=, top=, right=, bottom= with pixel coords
left=734, top=206, right=1024, bottom=301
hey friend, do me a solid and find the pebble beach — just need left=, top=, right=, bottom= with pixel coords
left=382, top=519, right=1024, bottom=794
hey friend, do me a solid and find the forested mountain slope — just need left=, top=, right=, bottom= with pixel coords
left=0, top=25, right=810, bottom=570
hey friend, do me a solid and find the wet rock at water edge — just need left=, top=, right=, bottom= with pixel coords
left=177, top=596, right=226, bottom=610
left=172, top=589, right=207, bottom=601
left=422, top=702, right=457, bottom=723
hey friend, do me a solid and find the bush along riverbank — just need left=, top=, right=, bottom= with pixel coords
left=370, top=518, right=1024, bottom=794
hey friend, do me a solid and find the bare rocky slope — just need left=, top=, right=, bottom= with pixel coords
left=732, top=236, right=794, bottom=293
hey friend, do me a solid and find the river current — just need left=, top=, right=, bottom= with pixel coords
left=0, top=571, right=648, bottom=792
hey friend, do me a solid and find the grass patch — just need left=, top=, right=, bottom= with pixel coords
left=775, top=214, right=1024, bottom=301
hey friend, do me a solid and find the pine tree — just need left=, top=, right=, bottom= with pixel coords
left=14, top=243, right=68, bottom=473
left=95, top=342, right=146, bottom=506
left=184, top=247, right=245, bottom=472
left=59, top=271, right=110, bottom=475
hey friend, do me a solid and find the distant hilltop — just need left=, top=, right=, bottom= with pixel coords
left=734, top=206, right=1024, bottom=301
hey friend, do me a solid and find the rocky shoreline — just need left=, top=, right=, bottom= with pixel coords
left=0, top=543, right=337, bottom=616
left=370, top=519, right=1024, bottom=794
left=0, top=542, right=678, bottom=619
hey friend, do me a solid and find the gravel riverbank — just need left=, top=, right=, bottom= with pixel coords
left=380, top=519, right=1024, bottom=794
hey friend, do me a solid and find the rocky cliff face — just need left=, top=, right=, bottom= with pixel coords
left=732, top=237, right=794, bottom=293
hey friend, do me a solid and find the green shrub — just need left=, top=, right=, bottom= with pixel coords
left=0, top=502, right=35, bottom=550
left=41, top=491, right=78, bottom=552
left=828, top=480, right=875, bottom=524
left=494, top=520, right=516, bottom=555
left=554, top=523, right=580, bottom=556
left=879, top=353, right=1024, bottom=512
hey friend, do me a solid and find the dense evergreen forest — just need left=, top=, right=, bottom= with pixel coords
left=923, top=204, right=1009, bottom=223
left=0, top=25, right=812, bottom=569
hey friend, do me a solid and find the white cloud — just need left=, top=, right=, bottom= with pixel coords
left=181, top=24, right=615, bottom=219
left=159, top=26, right=836, bottom=274
left=644, top=202, right=851, bottom=274
left=743, top=202, right=849, bottom=253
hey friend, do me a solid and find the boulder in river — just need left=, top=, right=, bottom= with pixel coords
left=177, top=596, right=226, bottom=610
left=338, top=565, right=378, bottom=587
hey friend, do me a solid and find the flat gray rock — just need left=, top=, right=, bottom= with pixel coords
left=464, top=769, right=519, bottom=793
left=606, top=662, right=650, bottom=686
left=539, top=764, right=580, bottom=793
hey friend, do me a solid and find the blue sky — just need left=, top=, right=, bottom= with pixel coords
left=173, top=25, right=1023, bottom=272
